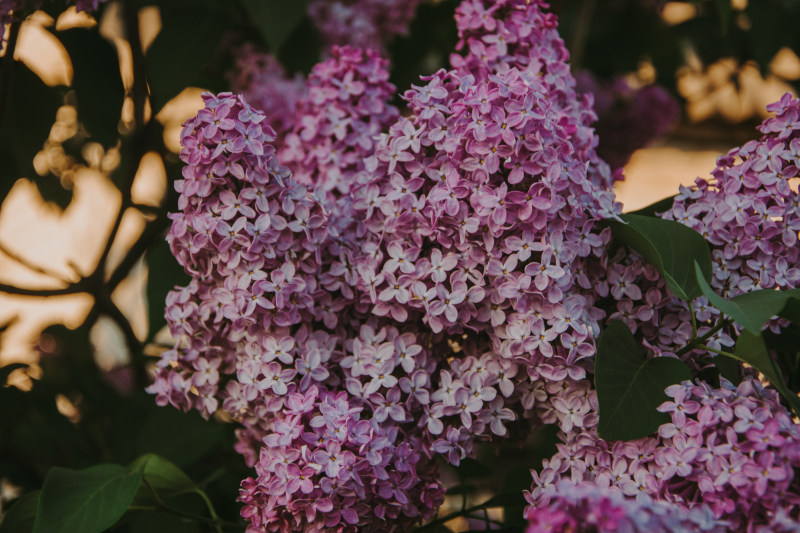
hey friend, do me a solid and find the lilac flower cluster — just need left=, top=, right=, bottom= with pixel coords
left=279, top=46, right=399, bottom=195
left=525, top=93, right=800, bottom=531
left=664, top=92, right=800, bottom=298
left=152, top=0, right=800, bottom=530
left=527, top=378, right=800, bottom=531
left=307, top=0, right=424, bottom=53
left=525, top=480, right=725, bottom=532
left=575, top=71, right=680, bottom=170
left=228, top=44, right=307, bottom=144
left=150, top=91, right=453, bottom=531
left=593, top=92, right=800, bottom=368
left=152, top=66, right=525, bottom=529
left=349, top=0, right=620, bottom=387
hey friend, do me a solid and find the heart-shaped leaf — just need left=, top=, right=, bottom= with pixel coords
left=0, top=491, right=39, bottom=533
left=606, top=214, right=712, bottom=300
left=694, top=262, right=800, bottom=333
left=733, top=331, right=800, bottom=416
left=33, top=465, right=143, bottom=533
left=596, top=320, right=692, bottom=441
left=129, top=453, right=197, bottom=504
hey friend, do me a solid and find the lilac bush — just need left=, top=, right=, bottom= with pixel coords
left=147, top=0, right=800, bottom=531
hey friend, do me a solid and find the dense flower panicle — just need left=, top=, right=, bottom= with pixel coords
left=154, top=0, right=800, bottom=530
left=279, top=46, right=399, bottom=195
left=152, top=89, right=523, bottom=531
left=350, top=0, right=620, bottom=385
left=228, top=45, right=307, bottom=143
left=575, top=71, right=680, bottom=170
left=527, top=378, right=800, bottom=531
left=663, top=93, right=800, bottom=299
left=307, top=0, right=424, bottom=52
left=525, top=481, right=725, bottom=533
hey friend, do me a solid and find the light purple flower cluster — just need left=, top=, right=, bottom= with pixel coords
left=152, top=66, right=525, bottom=528
left=525, top=94, right=800, bottom=531
left=349, top=0, right=619, bottom=385
left=525, top=480, right=724, bottom=533
left=153, top=0, right=800, bottom=530
left=307, top=0, right=424, bottom=53
left=279, top=46, right=399, bottom=195
left=228, top=44, right=307, bottom=144
left=663, top=92, right=800, bottom=298
left=575, top=71, right=680, bottom=170
left=527, top=378, right=800, bottom=531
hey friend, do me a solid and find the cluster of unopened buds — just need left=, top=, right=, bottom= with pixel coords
left=149, top=0, right=800, bottom=531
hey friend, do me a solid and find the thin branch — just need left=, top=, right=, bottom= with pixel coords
left=0, top=282, right=89, bottom=297
left=675, top=318, right=732, bottom=357
left=106, top=213, right=170, bottom=289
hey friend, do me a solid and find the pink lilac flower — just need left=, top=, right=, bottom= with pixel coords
left=228, top=45, right=307, bottom=144
left=307, top=0, right=425, bottom=53
left=525, top=480, right=725, bottom=532
left=279, top=46, right=399, bottom=196
left=527, top=378, right=800, bottom=531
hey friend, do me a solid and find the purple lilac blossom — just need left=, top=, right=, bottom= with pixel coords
left=351, top=0, right=620, bottom=385
left=307, top=0, right=425, bottom=53
left=527, top=94, right=800, bottom=531
left=279, top=46, right=399, bottom=195
left=526, top=378, right=800, bottom=531
left=525, top=480, right=725, bottom=532
left=228, top=44, right=307, bottom=144
left=155, top=0, right=800, bottom=530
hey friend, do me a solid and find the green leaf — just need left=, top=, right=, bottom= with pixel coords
left=145, top=239, right=190, bottom=340
left=606, top=214, right=712, bottom=300
left=595, top=321, right=693, bottom=441
left=57, top=28, right=124, bottom=149
left=136, top=407, right=226, bottom=467
left=145, top=6, right=230, bottom=112
left=33, top=465, right=143, bottom=533
left=694, top=262, right=800, bottom=334
left=241, top=0, right=310, bottom=53
left=0, top=491, right=39, bottom=533
left=129, top=454, right=197, bottom=504
left=715, top=354, right=742, bottom=386
left=732, top=331, right=800, bottom=416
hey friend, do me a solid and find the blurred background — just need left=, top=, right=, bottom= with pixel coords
left=1, top=0, right=800, bottom=530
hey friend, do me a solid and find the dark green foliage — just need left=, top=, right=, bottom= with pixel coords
left=606, top=214, right=712, bottom=300
left=595, top=321, right=692, bottom=441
